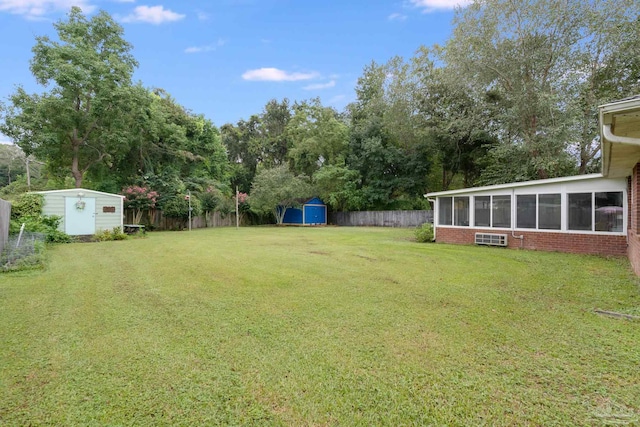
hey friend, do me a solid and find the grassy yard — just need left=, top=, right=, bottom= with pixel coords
left=1, top=227, right=639, bottom=426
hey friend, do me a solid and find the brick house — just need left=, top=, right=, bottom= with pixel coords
left=426, top=96, right=640, bottom=274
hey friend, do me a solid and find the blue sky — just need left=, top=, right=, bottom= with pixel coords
left=0, top=0, right=471, bottom=143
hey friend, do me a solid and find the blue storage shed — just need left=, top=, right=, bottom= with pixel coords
left=282, top=197, right=327, bottom=225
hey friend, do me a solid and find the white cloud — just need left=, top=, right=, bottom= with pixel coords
left=242, top=67, right=318, bottom=82
left=185, top=39, right=226, bottom=54
left=196, top=10, right=209, bottom=21
left=388, top=12, right=407, bottom=21
left=121, top=5, right=185, bottom=24
left=303, top=80, right=336, bottom=91
left=409, top=0, right=473, bottom=12
left=0, top=0, right=95, bottom=19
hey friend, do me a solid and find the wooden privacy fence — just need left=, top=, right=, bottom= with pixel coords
left=330, top=210, right=433, bottom=228
left=124, top=209, right=239, bottom=230
left=0, top=198, right=10, bottom=254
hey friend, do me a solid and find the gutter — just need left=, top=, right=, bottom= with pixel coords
left=602, top=124, right=640, bottom=146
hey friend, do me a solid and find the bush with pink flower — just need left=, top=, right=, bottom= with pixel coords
left=122, top=185, right=159, bottom=224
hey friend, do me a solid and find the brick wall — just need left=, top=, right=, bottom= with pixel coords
left=628, top=164, right=640, bottom=274
left=627, top=231, right=640, bottom=274
left=631, top=165, right=640, bottom=234
left=436, top=227, right=627, bottom=257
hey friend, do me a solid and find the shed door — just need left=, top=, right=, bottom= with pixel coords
left=64, top=197, right=96, bottom=235
left=304, top=205, right=326, bottom=225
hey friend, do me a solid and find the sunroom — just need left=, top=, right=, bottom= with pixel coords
left=426, top=174, right=628, bottom=256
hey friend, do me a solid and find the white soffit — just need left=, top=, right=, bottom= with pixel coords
left=600, top=96, right=640, bottom=178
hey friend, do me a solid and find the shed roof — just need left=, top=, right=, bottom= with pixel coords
left=35, top=188, right=125, bottom=199
left=282, top=197, right=325, bottom=205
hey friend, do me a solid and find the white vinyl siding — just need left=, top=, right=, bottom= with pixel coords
left=38, top=189, right=123, bottom=234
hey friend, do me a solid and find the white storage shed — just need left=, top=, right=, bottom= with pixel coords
left=36, top=188, right=124, bottom=236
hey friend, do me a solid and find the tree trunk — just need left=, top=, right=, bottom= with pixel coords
left=71, top=138, right=83, bottom=188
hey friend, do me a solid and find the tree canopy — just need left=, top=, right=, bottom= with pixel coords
left=249, top=165, right=312, bottom=224
left=2, top=1, right=639, bottom=221
left=1, top=7, right=138, bottom=188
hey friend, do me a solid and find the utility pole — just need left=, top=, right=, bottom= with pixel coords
left=188, top=190, right=192, bottom=231
left=26, top=157, right=31, bottom=191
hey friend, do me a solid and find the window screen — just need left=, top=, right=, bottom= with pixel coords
left=454, top=197, right=470, bottom=226
left=474, top=196, right=491, bottom=227
left=516, top=195, right=536, bottom=229
left=568, top=193, right=592, bottom=231
left=439, top=197, right=453, bottom=226
left=492, top=196, right=511, bottom=228
left=538, top=194, right=561, bottom=230
left=595, top=192, right=623, bottom=232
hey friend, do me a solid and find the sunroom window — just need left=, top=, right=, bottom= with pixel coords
left=454, top=197, right=470, bottom=226
left=538, top=194, right=561, bottom=230
left=567, top=191, right=623, bottom=232
left=474, top=196, right=490, bottom=227
left=568, top=193, right=592, bottom=231
left=516, top=195, right=536, bottom=229
left=438, top=197, right=453, bottom=226
left=492, top=196, right=511, bottom=228
left=595, top=192, right=623, bottom=232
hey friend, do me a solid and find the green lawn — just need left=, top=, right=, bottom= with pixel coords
left=1, top=227, right=639, bottom=426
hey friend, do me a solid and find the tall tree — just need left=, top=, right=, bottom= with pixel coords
left=286, top=99, right=349, bottom=177
left=97, top=87, right=229, bottom=194
left=221, top=115, right=262, bottom=193
left=565, top=2, right=640, bottom=173
left=0, top=7, right=138, bottom=188
left=260, top=98, right=292, bottom=167
left=0, top=145, right=27, bottom=188
left=347, top=59, right=431, bottom=209
left=413, top=46, right=495, bottom=190
left=444, top=0, right=640, bottom=182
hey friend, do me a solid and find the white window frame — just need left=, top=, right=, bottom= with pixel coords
left=435, top=181, right=626, bottom=236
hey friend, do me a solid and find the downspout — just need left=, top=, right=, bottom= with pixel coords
left=511, top=189, right=524, bottom=248
left=427, top=197, right=437, bottom=242
left=603, top=123, right=640, bottom=247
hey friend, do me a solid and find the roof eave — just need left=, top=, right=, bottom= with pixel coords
left=424, top=173, right=605, bottom=198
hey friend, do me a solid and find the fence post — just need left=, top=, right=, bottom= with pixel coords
left=0, top=199, right=11, bottom=256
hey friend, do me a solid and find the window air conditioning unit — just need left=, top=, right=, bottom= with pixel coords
left=475, top=233, right=508, bottom=247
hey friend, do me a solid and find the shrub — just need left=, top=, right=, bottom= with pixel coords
left=162, top=194, right=202, bottom=220
left=10, top=193, right=43, bottom=219
left=94, top=227, right=127, bottom=242
left=122, top=185, right=159, bottom=224
left=200, top=186, right=222, bottom=214
left=415, top=222, right=435, bottom=243
left=10, top=215, right=72, bottom=243
left=9, top=199, right=72, bottom=244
